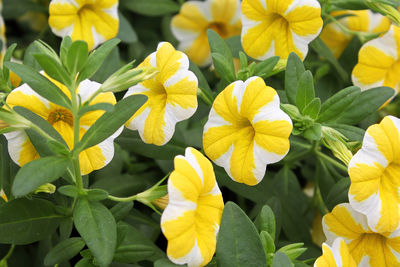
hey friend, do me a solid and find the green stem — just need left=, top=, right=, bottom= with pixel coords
left=107, top=194, right=137, bottom=202
left=1, top=244, right=15, bottom=262
left=315, top=151, right=348, bottom=173
left=197, top=87, right=213, bottom=107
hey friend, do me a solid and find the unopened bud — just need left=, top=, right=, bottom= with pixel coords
left=34, top=183, right=56, bottom=194
left=321, top=126, right=353, bottom=166
left=366, top=1, right=400, bottom=26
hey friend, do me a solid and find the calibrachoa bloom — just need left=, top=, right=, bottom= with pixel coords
left=48, top=0, right=119, bottom=50
left=352, top=25, right=400, bottom=95
left=314, top=238, right=356, bottom=267
left=348, top=115, right=400, bottom=233
left=241, top=0, right=323, bottom=61
left=323, top=203, right=400, bottom=266
left=161, top=147, right=224, bottom=267
left=4, top=77, right=121, bottom=175
left=171, top=0, right=241, bottom=66
left=203, top=76, right=292, bottom=185
left=320, top=10, right=390, bottom=58
left=124, top=42, right=198, bottom=146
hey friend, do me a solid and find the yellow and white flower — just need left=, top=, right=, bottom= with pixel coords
left=348, top=115, right=400, bottom=233
left=352, top=25, right=400, bottom=95
left=320, top=10, right=390, bottom=58
left=48, top=0, right=119, bottom=50
left=161, top=147, right=224, bottom=267
left=203, top=77, right=292, bottom=185
left=124, top=42, right=198, bottom=146
left=171, top=0, right=241, bottom=66
left=314, top=238, right=357, bottom=267
left=4, top=77, right=121, bottom=175
left=241, top=0, right=323, bottom=61
left=323, top=203, right=400, bottom=266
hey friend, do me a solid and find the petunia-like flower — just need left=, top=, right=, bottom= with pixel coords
left=241, top=0, right=323, bottom=61
left=348, top=115, right=400, bottom=233
left=124, top=42, right=198, bottom=146
left=320, top=10, right=390, bottom=58
left=4, top=77, right=122, bottom=175
left=323, top=203, right=400, bottom=266
left=352, top=25, right=400, bottom=95
left=171, top=0, right=241, bottom=66
left=203, top=77, right=292, bottom=185
left=48, top=0, right=119, bottom=50
left=314, top=238, right=357, bottom=267
left=161, top=147, right=224, bottom=267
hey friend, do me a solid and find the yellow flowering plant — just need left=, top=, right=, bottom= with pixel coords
left=0, top=0, right=399, bottom=266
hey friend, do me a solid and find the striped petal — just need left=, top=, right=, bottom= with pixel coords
left=348, top=116, right=400, bottom=233
left=314, top=238, right=357, bottom=267
left=203, top=76, right=292, bottom=185
left=124, top=42, right=198, bottom=146
left=161, top=147, right=224, bottom=267
left=241, top=0, right=323, bottom=60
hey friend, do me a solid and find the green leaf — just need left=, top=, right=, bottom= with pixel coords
left=74, top=198, right=117, bottom=267
left=216, top=202, right=267, bottom=267
left=75, top=258, right=96, bottom=267
left=78, top=38, right=121, bottom=83
left=207, top=29, right=235, bottom=69
left=117, top=12, right=138, bottom=43
left=225, top=35, right=244, bottom=58
left=317, top=86, right=361, bottom=123
left=66, top=40, right=88, bottom=75
left=254, top=205, right=276, bottom=239
left=260, top=231, right=275, bottom=254
left=114, top=244, right=156, bottom=263
left=285, top=52, right=305, bottom=105
left=331, top=0, right=369, bottom=9
left=4, top=62, right=72, bottom=109
left=12, top=156, right=70, bottom=197
left=296, top=71, right=315, bottom=112
left=325, top=123, right=365, bottom=141
left=110, top=202, right=134, bottom=221
left=60, top=36, right=72, bottom=67
left=310, top=38, right=348, bottom=82
left=254, top=56, right=280, bottom=79
left=23, top=41, right=42, bottom=71
left=0, top=198, right=63, bottom=244
left=86, top=188, right=109, bottom=201
left=78, top=103, right=115, bottom=117
left=272, top=252, right=292, bottom=267
left=302, top=98, right=321, bottom=120
left=33, top=54, right=72, bottom=88
left=76, top=95, right=146, bottom=152
left=121, top=0, right=179, bottom=16
left=44, top=237, right=85, bottom=266
left=2, top=43, right=17, bottom=81
left=326, top=178, right=350, bottom=211
left=304, top=123, right=322, bottom=141
left=336, top=86, right=395, bottom=124
left=58, top=185, right=79, bottom=198
left=211, top=52, right=236, bottom=83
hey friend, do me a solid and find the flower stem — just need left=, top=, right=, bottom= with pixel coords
left=0, top=244, right=15, bottom=262
left=315, top=151, right=348, bottom=173
left=108, top=194, right=137, bottom=202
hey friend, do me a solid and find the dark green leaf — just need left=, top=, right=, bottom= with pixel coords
left=217, top=202, right=267, bottom=267
left=296, top=71, right=315, bottom=112
left=326, top=178, right=350, bottom=211
left=44, top=237, right=85, bottom=266
left=272, top=252, right=292, bottom=267
left=111, top=202, right=134, bottom=221
left=12, top=156, right=70, bottom=197
left=75, top=258, right=96, bottom=267
left=302, top=98, right=321, bottom=120
left=66, top=40, right=88, bottom=75
left=225, top=35, right=243, bottom=58
left=325, top=124, right=365, bottom=141
left=254, top=205, right=276, bottom=239
left=117, top=12, right=138, bottom=43
left=207, top=29, right=235, bottom=69
left=254, top=56, right=280, bottom=79
left=86, top=188, right=109, bottom=201
left=34, top=54, right=72, bottom=88
left=154, top=259, right=183, bottom=267
left=0, top=198, right=63, bottom=244
left=114, top=244, right=156, bottom=263
left=4, top=62, right=72, bottom=109
left=331, top=0, right=369, bottom=9
left=58, top=185, right=79, bottom=198
left=76, top=95, right=146, bottom=152
left=285, top=52, right=305, bottom=105
left=211, top=53, right=236, bottom=83
left=60, top=36, right=72, bottom=67
left=189, top=60, right=213, bottom=99
left=317, top=86, right=361, bottom=123
left=121, top=0, right=179, bottom=16
left=74, top=198, right=117, bottom=267
left=23, top=41, right=42, bottom=71
left=2, top=43, right=17, bottom=81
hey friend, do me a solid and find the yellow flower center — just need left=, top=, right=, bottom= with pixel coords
left=78, top=3, right=97, bottom=15
left=270, top=13, right=288, bottom=28
left=208, top=22, right=229, bottom=38
left=47, top=109, right=73, bottom=126
left=236, top=117, right=255, bottom=139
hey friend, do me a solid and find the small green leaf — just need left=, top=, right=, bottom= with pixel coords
left=325, top=123, right=365, bottom=141
left=12, top=156, right=70, bottom=197
left=60, top=36, right=72, bottom=67
left=260, top=231, right=275, bottom=254
left=114, top=244, right=156, bottom=263
left=254, top=205, right=276, bottom=239
left=58, top=185, right=79, bottom=198
left=0, top=198, right=63, bottom=244
left=78, top=103, right=115, bottom=117
left=2, top=43, right=17, bottom=81
left=254, top=56, right=280, bottom=79
left=34, top=54, right=72, bottom=88
left=302, top=98, right=321, bottom=120
left=86, top=188, right=109, bottom=201
left=207, top=29, right=235, bottom=69
left=326, top=178, right=350, bottom=210
left=4, top=62, right=72, bottom=109
left=121, top=0, right=179, bottom=16
left=117, top=12, right=138, bottom=43
left=211, top=52, right=236, bottom=83
left=317, top=86, right=361, bottom=123
left=74, top=197, right=117, bottom=267
left=76, top=95, right=146, bottom=152
left=44, top=237, right=85, bottom=266
left=304, top=123, right=322, bottom=141
left=75, top=258, right=96, bottom=267
left=296, top=71, right=315, bottom=112
left=331, top=0, right=369, bottom=9
left=272, top=252, right=292, bottom=267
left=66, top=40, right=88, bottom=75
left=217, top=202, right=267, bottom=267
left=285, top=52, right=305, bottom=105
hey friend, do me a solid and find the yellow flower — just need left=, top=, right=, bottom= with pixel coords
left=124, top=42, right=198, bottom=146
left=352, top=25, right=400, bottom=97
left=171, top=0, right=241, bottom=66
left=314, top=238, right=357, bottom=267
left=241, top=0, right=323, bottom=61
left=161, top=147, right=224, bottom=267
left=322, top=203, right=400, bottom=266
left=320, top=10, right=390, bottom=58
left=348, top=115, right=400, bottom=233
left=0, top=189, right=7, bottom=202
left=4, top=76, right=121, bottom=175
left=203, top=76, right=292, bottom=185
left=48, top=0, right=119, bottom=50
left=0, top=0, right=6, bottom=63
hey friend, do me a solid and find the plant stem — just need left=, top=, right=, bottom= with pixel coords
left=315, top=151, right=348, bottom=173
left=1, top=244, right=15, bottom=262
left=107, top=194, right=137, bottom=202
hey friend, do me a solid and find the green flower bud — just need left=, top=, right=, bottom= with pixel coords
left=321, top=126, right=353, bottom=166
left=366, top=0, right=400, bottom=26
left=34, top=183, right=56, bottom=194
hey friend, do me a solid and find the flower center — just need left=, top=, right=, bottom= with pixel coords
left=270, top=13, right=288, bottom=27
left=47, top=109, right=73, bottom=126
left=78, top=3, right=96, bottom=15
left=208, top=22, right=229, bottom=38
